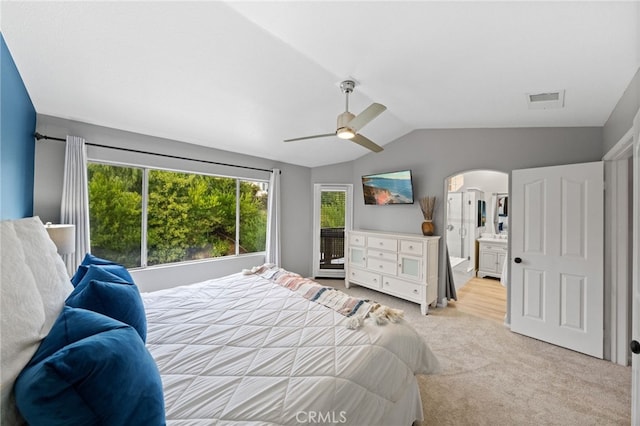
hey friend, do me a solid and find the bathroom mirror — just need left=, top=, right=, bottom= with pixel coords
left=498, top=195, right=508, bottom=216
left=477, top=200, right=486, bottom=227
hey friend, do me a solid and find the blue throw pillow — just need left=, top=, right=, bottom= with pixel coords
left=70, top=254, right=133, bottom=286
left=76, top=263, right=131, bottom=286
left=27, top=306, right=130, bottom=366
left=82, top=253, right=118, bottom=266
left=71, top=263, right=134, bottom=287
left=66, top=278, right=147, bottom=341
left=15, top=307, right=165, bottom=426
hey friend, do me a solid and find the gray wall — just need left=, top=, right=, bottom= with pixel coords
left=34, top=115, right=313, bottom=286
left=352, top=127, right=602, bottom=233
left=311, top=161, right=354, bottom=183
left=312, top=127, right=604, bottom=301
left=603, top=67, right=640, bottom=154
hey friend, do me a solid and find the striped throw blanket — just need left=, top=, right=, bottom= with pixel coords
left=244, top=264, right=403, bottom=329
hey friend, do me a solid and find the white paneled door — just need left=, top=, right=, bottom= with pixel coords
left=511, top=162, right=604, bottom=358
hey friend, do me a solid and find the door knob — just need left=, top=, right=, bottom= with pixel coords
left=514, top=257, right=522, bottom=264
left=631, top=340, right=640, bottom=355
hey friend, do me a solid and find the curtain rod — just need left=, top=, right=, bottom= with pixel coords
left=34, top=132, right=278, bottom=174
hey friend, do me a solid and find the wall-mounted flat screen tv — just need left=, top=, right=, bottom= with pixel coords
left=362, top=170, right=414, bottom=205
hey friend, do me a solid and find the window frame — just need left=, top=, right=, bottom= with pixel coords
left=87, top=159, right=269, bottom=270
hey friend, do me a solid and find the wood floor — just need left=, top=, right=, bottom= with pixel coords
left=449, top=277, right=507, bottom=323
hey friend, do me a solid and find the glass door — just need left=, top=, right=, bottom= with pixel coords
left=312, top=184, right=353, bottom=278
left=398, top=254, right=423, bottom=281
left=349, top=246, right=366, bottom=268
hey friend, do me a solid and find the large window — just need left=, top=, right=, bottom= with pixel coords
left=88, top=163, right=268, bottom=268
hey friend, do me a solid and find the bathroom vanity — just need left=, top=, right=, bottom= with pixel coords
left=477, top=236, right=508, bottom=279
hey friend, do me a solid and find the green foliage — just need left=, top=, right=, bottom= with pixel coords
left=88, top=163, right=268, bottom=268
left=88, top=164, right=142, bottom=268
left=320, top=191, right=345, bottom=228
left=239, top=181, right=267, bottom=253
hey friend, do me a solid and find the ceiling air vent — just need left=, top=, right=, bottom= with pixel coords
left=526, top=90, right=565, bottom=109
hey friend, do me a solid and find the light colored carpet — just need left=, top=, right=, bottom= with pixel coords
left=317, top=278, right=632, bottom=426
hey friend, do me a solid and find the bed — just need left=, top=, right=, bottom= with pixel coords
left=1, top=217, right=440, bottom=425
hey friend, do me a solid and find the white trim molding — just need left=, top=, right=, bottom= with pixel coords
left=603, top=128, right=633, bottom=161
left=603, top=128, right=634, bottom=366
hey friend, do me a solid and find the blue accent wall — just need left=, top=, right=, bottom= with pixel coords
left=1, top=33, right=36, bottom=220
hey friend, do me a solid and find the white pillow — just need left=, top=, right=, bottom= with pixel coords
left=1, top=217, right=73, bottom=424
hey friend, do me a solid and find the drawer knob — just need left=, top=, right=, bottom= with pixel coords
left=384, top=282, right=389, bottom=286
left=379, top=242, right=383, bottom=245
left=413, top=289, right=418, bottom=294
left=379, top=265, right=383, bottom=269
left=409, top=245, right=413, bottom=249
left=373, top=279, right=377, bottom=283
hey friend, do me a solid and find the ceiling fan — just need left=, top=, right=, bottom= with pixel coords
left=284, top=80, right=387, bottom=153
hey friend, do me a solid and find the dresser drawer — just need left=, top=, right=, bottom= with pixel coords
left=367, top=258, right=397, bottom=275
left=349, top=233, right=366, bottom=247
left=481, top=245, right=508, bottom=253
left=381, top=276, right=423, bottom=302
left=367, top=249, right=397, bottom=262
left=367, top=236, right=397, bottom=251
left=479, top=241, right=508, bottom=252
left=399, top=239, right=423, bottom=256
left=347, top=267, right=381, bottom=289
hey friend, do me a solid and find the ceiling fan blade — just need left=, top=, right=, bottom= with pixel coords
left=347, top=103, right=386, bottom=132
left=351, top=134, right=384, bottom=153
left=284, top=133, right=335, bottom=142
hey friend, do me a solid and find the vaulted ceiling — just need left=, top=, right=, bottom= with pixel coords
left=2, top=1, right=638, bottom=167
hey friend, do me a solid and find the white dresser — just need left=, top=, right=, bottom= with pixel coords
left=345, top=230, right=440, bottom=315
left=477, top=238, right=508, bottom=279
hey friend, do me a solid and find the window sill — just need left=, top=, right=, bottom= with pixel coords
left=130, top=252, right=266, bottom=292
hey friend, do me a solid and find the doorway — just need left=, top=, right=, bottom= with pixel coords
left=312, top=184, right=353, bottom=278
left=444, top=170, right=509, bottom=320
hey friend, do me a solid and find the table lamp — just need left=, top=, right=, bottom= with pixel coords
left=44, top=222, right=76, bottom=255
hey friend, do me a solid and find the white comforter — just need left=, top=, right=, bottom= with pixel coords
left=142, top=272, right=439, bottom=425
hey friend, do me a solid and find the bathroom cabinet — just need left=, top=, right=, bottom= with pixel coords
left=346, top=230, right=439, bottom=315
left=477, top=239, right=508, bottom=279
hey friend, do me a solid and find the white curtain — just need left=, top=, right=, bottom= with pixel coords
left=265, top=168, right=281, bottom=266
left=60, top=136, right=90, bottom=275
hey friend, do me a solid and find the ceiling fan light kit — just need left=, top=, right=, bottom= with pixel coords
left=337, top=129, right=355, bottom=140
left=284, top=80, right=386, bottom=152
left=336, top=111, right=356, bottom=139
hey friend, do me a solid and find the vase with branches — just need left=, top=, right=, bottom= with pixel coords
left=419, top=196, right=436, bottom=236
